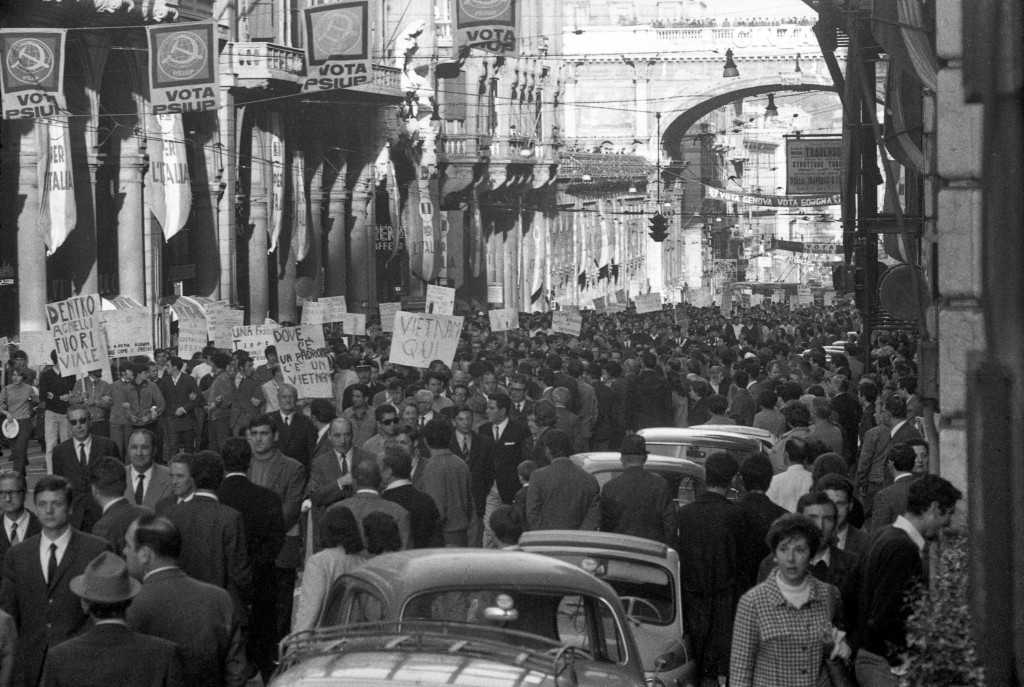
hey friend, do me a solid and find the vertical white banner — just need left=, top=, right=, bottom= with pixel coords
left=156, top=113, right=190, bottom=240
left=36, top=116, right=76, bottom=253
left=292, top=148, right=309, bottom=262
left=267, top=112, right=284, bottom=253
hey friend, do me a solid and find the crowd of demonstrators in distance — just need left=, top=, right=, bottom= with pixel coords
left=0, top=298, right=955, bottom=687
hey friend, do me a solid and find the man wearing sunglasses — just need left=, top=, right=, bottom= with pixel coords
left=52, top=406, right=120, bottom=532
left=362, top=405, right=400, bottom=459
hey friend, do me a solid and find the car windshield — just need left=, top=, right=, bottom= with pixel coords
left=401, top=589, right=627, bottom=664
left=533, top=555, right=675, bottom=626
left=592, top=468, right=704, bottom=507
left=645, top=442, right=757, bottom=467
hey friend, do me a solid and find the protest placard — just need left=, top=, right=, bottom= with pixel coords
left=607, top=302, right=627, bottom=313
left=319, top=296, right=348, bottom=321
left=101, top=307, right=154, bottom=359
left=749, top=294, right=763, bottom=308
left=551, top=310, right=582, bottom=337
left=273, top=325, right=332, bottom=397
left=17, top=330, right=55, bottom=370
left=614, top=289, right=627, bottom=304
left=388, top=312, right=464, bottom=368
left=328, top=313, right=366, bottom=337
left=488, top=308, right=518, bottom=332
left=378, top=302, right=401, bottom=333
left=823, top=291, right=836, bottom=306
left=593, top=297, right=606, bottom=313
left=231, top=325, right=278, bottom=364
left=45, top=294, right=110, bottom=378
left=212, top=309, right=244, bottom=350
left=426, top=284, right=456, bottom=315
left=300, top=301, right=324, bottom=325
left=201, top=299, right=230, bottom=341
left=635, top=292, right=662, bottom=314
left=740, top=292, right=751, bottom=309
left=720, top=288, right=733, bottom=318
left=774, top=289, right=788, bottom=304
left=797, top=285, right=813, bottom=307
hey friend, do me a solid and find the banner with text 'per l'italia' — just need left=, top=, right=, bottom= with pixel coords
left=455, top=0, right=517, bottom=55
left=146, top=113, right=191, bottom=241
left=0, top=29, right=67, bottom=119
left=146, top=23, right=218, bottom=115
left=302, top=0, right=373, bottom=93
left=36, top=116, right=76, bottom=253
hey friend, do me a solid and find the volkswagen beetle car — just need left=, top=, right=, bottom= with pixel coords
left=275, top=549, right=647, bottom=686
left=520, top=530, right=696, bottom=687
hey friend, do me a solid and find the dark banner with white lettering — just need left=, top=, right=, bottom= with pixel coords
left=455, top=0, right=517, bottom=55
left=0, top=29, right=67, bottom=119
left=302, top=0, right=373, bottom=92
left=147, top=23, right=219, bottom=115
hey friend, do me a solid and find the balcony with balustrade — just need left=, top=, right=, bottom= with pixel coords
left=231, top=42, right=305, bottom=89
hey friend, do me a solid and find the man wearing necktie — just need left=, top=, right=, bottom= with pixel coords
left=477, top=395, right=531, bottom=548
left=0, top=475, right=110, bottom=687
left=450, top=408, right=494, bottom=547
left=51, top=407, right=120, bottom=533
left=0, top=471, right=41, bottom=561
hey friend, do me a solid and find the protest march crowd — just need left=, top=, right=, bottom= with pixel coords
left=0, top=297, right=961, bottom=687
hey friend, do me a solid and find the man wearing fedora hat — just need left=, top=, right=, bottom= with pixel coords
left=0, top=475, right=110, bottom=687
left=599, top=435, right=676, bottom=545
left=40, top=551, right=183, bottom=687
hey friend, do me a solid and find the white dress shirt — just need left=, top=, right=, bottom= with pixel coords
left=4, top=511, right=30, bottom=544
left=40, top=527, right=72, bottom=582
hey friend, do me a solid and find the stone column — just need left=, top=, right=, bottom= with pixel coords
left=347, top=172, right=376, bottom=310
left=322, top=141, right=348, bottom=298
left=8, top=121, right=47, bottom=331
left=117, top=151, right=147, bottom=305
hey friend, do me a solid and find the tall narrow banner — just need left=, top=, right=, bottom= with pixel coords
left=530, top=222, right=545, bottom=308
left=146, top=23, right=218, bottom=115
left=150, top=113, right=190, bottom=240
left=0, top=30, right=67, bottom=119
left=302, top=0, right=373, bottom=93
left=267, top=112, right=285, bottom=253
left=454, top=0, right=517, bottom=54
left=36, top=116, right=76, bottom=253
left=291, top=149, right=310, bottom=262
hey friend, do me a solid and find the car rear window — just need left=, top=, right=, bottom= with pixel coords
left=592, top=469, right=704, bottom=507
left=645, top=442, right=756, bottom=467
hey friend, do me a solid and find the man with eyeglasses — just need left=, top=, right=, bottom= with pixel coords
left=362, top=404, right=400, bottom=458
left=506, top=376, right=534, bottom=423
left=0, top=471, right=40, bottom=561
left=52, top=406, right=120, bottom=532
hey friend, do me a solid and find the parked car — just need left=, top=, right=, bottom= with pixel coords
left=570, top=452, right=709, bottom=508
left=520, top=530, right=696, bottom=687
left=277, top=549, right=647, bottom=687
left=272, top=622, right=604, bottom=687
left=636, top=427, right=762, bottom=466
left=698, top=425, right=776, bottom=451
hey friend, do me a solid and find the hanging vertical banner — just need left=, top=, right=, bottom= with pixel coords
left=150, top=113, right=190, bottom=240
left=302, top=0, right=373, bottom=93
left=36, top=116, right=76, bottom=253
left=444, top=211, right=465, bottom=287
left=530, top=222, right=545, bottom=308
left=409, top=171, right=442, bottom=282
left=267, top=112, right=285, bottom=252
left=291, top=149, right=310, bottom=263
left=0, top=29, right=67, bottom=119
left=146, top=23, right=218, bottom=115
left=454, top=0, right=517, bottom=54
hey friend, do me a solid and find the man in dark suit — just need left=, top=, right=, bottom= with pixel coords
left=89, top=457, right=150, bottom=555
left=674, top=452, right=752, bottom=685
left=478, top=394, right=531, bottom=547
left=40, top=550, right=184, bottom=687
left=856, top=396, right=922, bottom=522
left=51, top=406, right=120, bottom=532
left=526, top=430, right=600, bottom=531
left=218, top=437, right=286, bottom=682
left=125, top=513, right=246, bottom=687
left=451, top=407, right=494, bottom=547
left=816, top=473, right=871, bottom=558
left=123, top=429, right=174, bottom=510
left=735, top=453, right=788, bottom=591
left=272, top=384, right=318, bottom=476
left=0, top=472, right=41, bottom=561
left=551, top=389, right=587, bottom=453
left=625, top=352, right=674, bottom=431
left=727, top=369, right=757, bottom=427
left=381, top=445, right=444, bottom=548
left=333, top=458, right=411, bottom=549
left=583, top=363, right=615, bottom=451
left=600, top=435, right=676, bottom=545
left=163, top=451, right=252, bottom=622
left=869, top=443, right=922, bottom=531
left=827, top=374, right=863, bottom=466
left=0, top=476, right=111, bottom=687
left=158, top=356, right=199, bottom=457
left=855, top=476, right=962, bottom=686
left=308, top=418, right=377, bottom=550
left=507, top=375, right=535, bottom=423
left=309, top=399, right=337, bottom=459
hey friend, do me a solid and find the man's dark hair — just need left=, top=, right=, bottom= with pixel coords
left=641, top=351, right=658, bottom=369
left=732, top=369, right=749, bottom=388
left=784, top=436, right=811, bottom=467
left=757, top=388, right=778, bottom=410
left=380, top=445, right=413, bottom=480
left=796, top=490, right=837, bottom=517
left=352, top=457, right=382, bottom=491
left=249, top=413, right=278, bottom=433
left=906, top=475, right=962, bottom=516
left=422, top=418, right=454, bottom=449
left=374, top=404, right=399, bottom=422
left=605, top=360, right=623, bottom=378
left=310, top=399, right=337, bottom=424
left=707, top=394, right=729, bottom=415
left=33, top=475, right=73, bottom=504
left=704, top=451, right=739, bottom=488
left=884, top=395, right=908, bottom=419
left=738, top=453, right=774, bottom=492
left=888, top=443, right=917, bottom=472
left=815, top=473, right=854, bottom=501
left=211, top=352, right=231, bottom=370
left=780, top=401, right=811, bottom=429
left=767, top=514, right=822, bottom=557
left=221, top=438, right=252, bottom=473
left=168, top=356, right=185, bottom=370
left=898, top=376, right=918, bottom=395
left=489, top=393, right=512, bottom=414
left=690, top=380, right=710, bottom=399
left=489, top=505, right=524, bottom=545
left=858, top=380, right=879, bottom=404
left=191, top=450, right=225, bottom=490
left=542, top=429, right=573, bottom=460
left=132, top=512, right=183, bottom=559
left=362, top=512, right=401, bottom=554
left=89, top=456, right=128, bottom=498
left=778, top=381, right=803, bottom=403
left=424, top=370, right=449, bottom=386
left=86, top=599, right=132, bottom=619
left=320, top=506, right=364, bottom=553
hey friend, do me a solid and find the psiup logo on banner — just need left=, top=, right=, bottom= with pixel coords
left=0, top=29, right=67, bottom=119
left=147, top=23, right=219, bottom=115
left=455, top=0, right=516, bottom=54
left=303, top=0, right=373, bottom=93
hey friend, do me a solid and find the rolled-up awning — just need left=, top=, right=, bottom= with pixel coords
left=872, top=0, right=938, bottom=91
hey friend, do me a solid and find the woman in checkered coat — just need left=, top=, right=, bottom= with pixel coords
left=730, top=514, right=852, bottom=686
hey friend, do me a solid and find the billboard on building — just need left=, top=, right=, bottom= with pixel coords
left=302, top=0, right=373, bottom=92
left=786, top=136, right=842, bottom=195
left=0, top=29, right=67, bottom=119
left=146, top=23, right=219, bottom=115
left=454, top=0, right=517, bottom=54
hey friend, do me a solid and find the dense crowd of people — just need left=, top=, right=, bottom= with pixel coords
left=0, top=299, right=960, bottom=686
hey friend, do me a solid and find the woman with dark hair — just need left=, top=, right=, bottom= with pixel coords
left=293, top=506, right=369, bottom=632
left=730, top=514, right=851, bottom=686
left=362, top=512, right=403, bottom=555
